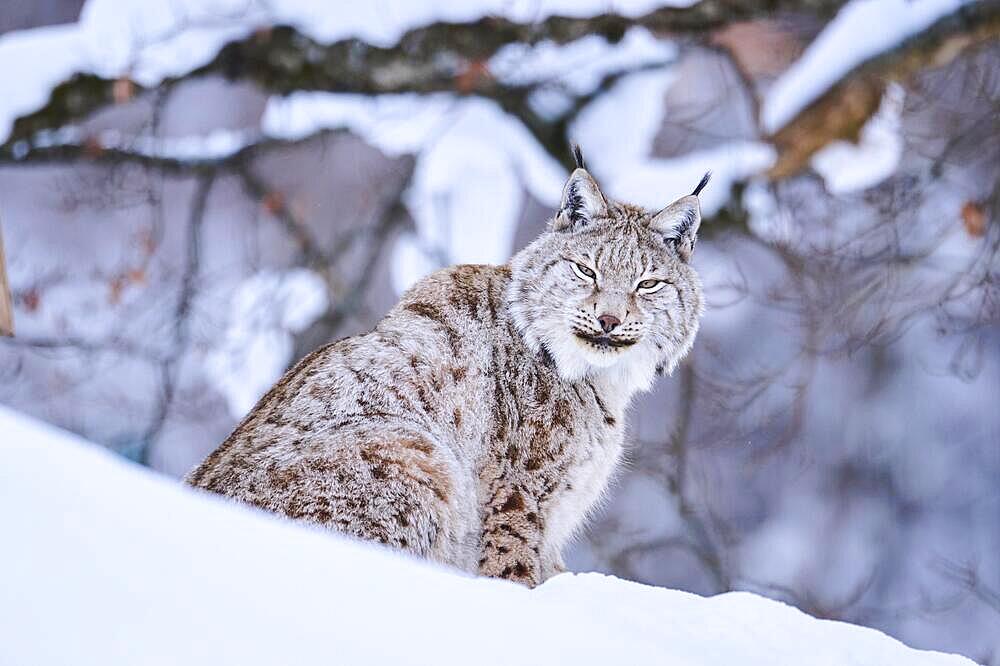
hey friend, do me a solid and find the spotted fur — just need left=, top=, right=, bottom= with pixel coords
left=186, top=160, right=707, bottom=586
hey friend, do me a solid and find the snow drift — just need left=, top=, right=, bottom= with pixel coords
left=0, top=406, right=976, bottom=665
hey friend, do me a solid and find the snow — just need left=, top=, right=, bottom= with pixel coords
left=13, top=126, right=258, bottom=163
left=128, top=127, right=257, bottom=160
left=0, top=1, right=691, bottom=146
left=77, top=0, right=256, bottom=83
left=263, top=93, right=567, bottom=211
left=0, top=25, right=85, bottom=145
left=762, top=0, right=971, bottom=133
left=77, top=0, right=697, bottom=56
left=811, top=84, right=905, bottom=193
left=743, top=179, right=797, bottom=243
left=0, top=405, right=978, bottom=666
left=205, top=269, right=328, bottom=419
left=262, top=93, right=454, bottom=154
left=490, top=27, right=677, bottom=119
left=571, top=68, right=676, bottom=176
left=392, top=98, right=567, bottom=292
left=0, top=0, right=963, bottom=216
left=5, top=0, right=915, bottom=294
left=570, top=69, right=775, bottom=214
left=1, top=20, right=748, bottom=294
left=265, top=93, right=568, bottom=292
left=261, top=28, right=677, bottom=292
left=491, top=27, right=674, bottom=91
left=5, top=0, right=943, bottom=148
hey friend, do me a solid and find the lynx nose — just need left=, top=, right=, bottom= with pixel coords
left=597, top=314, right=621, bottom=333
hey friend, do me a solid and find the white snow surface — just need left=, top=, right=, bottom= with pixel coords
left=0, top=406, right=977, bottom=666
left=491, top=27, right=675, bottom=93
left=762, top=0, right=971, bottom=133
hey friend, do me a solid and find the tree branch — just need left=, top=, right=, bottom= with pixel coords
left=1, top=2, right=853, bottom=164
left=0, top=129, right=347, bottom=173
left=768, top=1, right=1000, bottom=179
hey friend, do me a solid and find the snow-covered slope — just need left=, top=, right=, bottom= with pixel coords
left=0, top=406, right=976, bottom=665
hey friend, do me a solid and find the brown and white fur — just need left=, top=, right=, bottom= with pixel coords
left=186, top=150, right=708, bottom=586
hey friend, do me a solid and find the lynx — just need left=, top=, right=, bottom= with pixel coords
left=186, top=149, right=708, bottom=586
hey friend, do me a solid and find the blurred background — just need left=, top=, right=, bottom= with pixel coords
left=0, top=0, right=997, bottom=662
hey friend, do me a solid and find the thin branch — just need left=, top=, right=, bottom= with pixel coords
left=137, top=173, right=215, bottom=464
left=0, top=335, right=166, bottom=362
left=0, top=129, right=347, bottom=173
left=936, top=559, right=1000, bottom=616
left=236, top=163, right=329, bottom=267
left=316, top=172, right=413, bottom=333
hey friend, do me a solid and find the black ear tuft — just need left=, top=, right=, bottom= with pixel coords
left=691, top=171, right=711, bottom=197
left=572, top=144, right=586, bottom=170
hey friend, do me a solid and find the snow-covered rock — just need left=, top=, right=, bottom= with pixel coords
left=0, top=406, right=976, bottom=665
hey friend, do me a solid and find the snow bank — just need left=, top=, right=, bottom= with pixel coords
left=0, top=406, right=975, bottom=666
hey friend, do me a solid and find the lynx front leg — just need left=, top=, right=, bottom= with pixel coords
left=478, top=486, right=544, bottom=587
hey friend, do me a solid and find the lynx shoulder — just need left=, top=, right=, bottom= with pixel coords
left=187, top=153, right=708, bottom=586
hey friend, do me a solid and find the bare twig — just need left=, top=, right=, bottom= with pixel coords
left=137, top=173, right=215, bottom=464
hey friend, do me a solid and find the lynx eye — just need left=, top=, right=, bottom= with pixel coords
left=637, top=279, right=667, bottom=294
left=570, top=262, right=597, bottom=281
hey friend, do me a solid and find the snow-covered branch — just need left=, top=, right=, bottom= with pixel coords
left=767, top=0, right=1000, bottom=178
left=0, top=1, right=853, bottom=158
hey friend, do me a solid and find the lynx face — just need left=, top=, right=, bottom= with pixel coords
left=510, top=164, right=707, bottom=391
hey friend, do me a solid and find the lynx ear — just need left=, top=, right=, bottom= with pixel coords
left=553, top=156, right=608, bottom=232
left=648, top=172, right=710, bottom=262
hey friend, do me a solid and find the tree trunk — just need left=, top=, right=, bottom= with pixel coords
left=0, top=220, right=13, bottom=336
